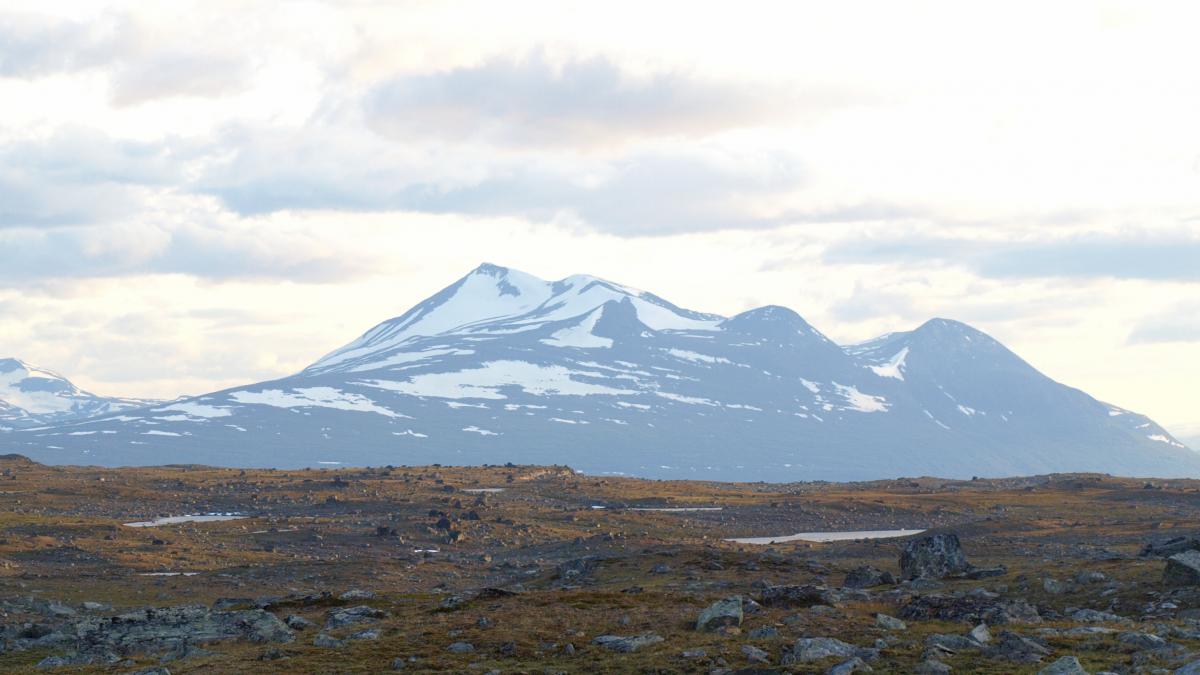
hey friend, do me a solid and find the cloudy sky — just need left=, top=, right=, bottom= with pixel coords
left=1, top=1, right=1198, bottom=439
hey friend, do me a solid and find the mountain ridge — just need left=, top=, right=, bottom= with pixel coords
left=1, top=263, right=1195, bottom=480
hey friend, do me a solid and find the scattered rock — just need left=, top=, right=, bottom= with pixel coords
left=592, top=633, right=663, bottom=653
left=900, top=593, right=1041, bottom=625
left=284, top=615, right=313, bottom=630
left=1141, top=536, right=1200, bottom=558
left=982, top=631, right=1052, bottom=663
left=325, top=605, right=385, bottom=629
left=790, top=637, right=878, bottom=663
left=742, top=644, right=770, bottom=664
left=875, top=614, right=906, bottom=631
left=313, top=633, right=343, bottom=648
left=913, top=659, right=952, bottom=674
left=1038, top=655, right=1088, bottom=674
left=696, top=596, right=743, bottom=631
left=339, top=589, right=376, bottom=601
left=969, top=623, right=992, bottom=644
left=1165, top=550, right=1200, bottom=586
left=828, top=656, right=873, bottom=674
left=446, top=641, right=475, bottom=653
left=844, top=565, right=895, bottom=589
left=744, top=626, right=775, bottom=640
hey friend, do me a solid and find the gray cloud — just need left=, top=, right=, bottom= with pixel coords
left=0, top=129, right=180, bottom=227
left=1, top=12, right=249, bottom=106
left=1128, top=302, right=1200, bottom=344
left=109, top=50, right=251, bottom=107
left=363, top=52, right=835, bottom=147
left=823, top=234, right=1200, bottom=282
left=0, top=12, right=125, bottom=77
left=0, top=222, right=371, bottom=285
left=196, top=123, right=807, bottom=235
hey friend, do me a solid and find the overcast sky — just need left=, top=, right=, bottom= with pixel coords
left=1, top=1, right=1198, bottom=439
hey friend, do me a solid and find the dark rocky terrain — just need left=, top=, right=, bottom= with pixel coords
left=3, top=455, right=1200, bottom=672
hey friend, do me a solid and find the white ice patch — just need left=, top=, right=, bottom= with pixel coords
left=229, top=387, right=405, bottom=418
left=868, top=347, right=909, bottom=380
left=832, top=383, right=889, bottom=413
left=541, top=308, right=613, bottom=349
left=359, top=360, right=637, bottom=400
left=799, top=379, right=821, bottom=394
left=143, top=430, right=182, bottom=437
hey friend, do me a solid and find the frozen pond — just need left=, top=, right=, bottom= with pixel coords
left=138, top=572, right=199, bottom=577
left=725, top=528, right=925, bottom=545
left=124, top=513, right=244, bottom=527
left=630, top=507, right=723, bottom=512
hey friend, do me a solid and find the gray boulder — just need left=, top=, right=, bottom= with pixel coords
left=325, top=605, right=385, bottom=629
left=1141, top=535, right=1200, bottom=558
left=791, top=637, right=878, bottom=662
left=592, top=633, right=664, bottom=652
left=1164, top=550, right=1200, bottom=586
left=900, top=534, right=971, bottom=580
left=1039, top=655, right=1088, bottom=674
left=696, top=596, right=743, bottom=631
left=844, top=565, right=896, bottom=589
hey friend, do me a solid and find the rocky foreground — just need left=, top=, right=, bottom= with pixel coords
left=3, top=457, right=1200, bottom=672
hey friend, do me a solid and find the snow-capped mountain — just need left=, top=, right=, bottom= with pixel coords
left=2, top=264, right=1196, bottom=480
left=0, top=358, right=158, bottom=430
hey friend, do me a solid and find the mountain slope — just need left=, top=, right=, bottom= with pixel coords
left=2, top=265, right=1196, bottom=480
left=0, top=358, right=157, bottom=430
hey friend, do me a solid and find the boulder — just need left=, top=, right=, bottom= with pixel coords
left=760, top=584, right=839, bottom=608
left=1164, top=550, right=1200, bottom=586
left=900, top=534, right=971, bottom=580
left=900, top=593, right=1041, bottom=625
left=982, top=631, right=1051, bottom=663
left=790, top=637, right=878, bottom=662
left=696, top=596, right=743, bottom=632
left=325, top=605, right=386, bottom=629
left=875, top=614, right=906, bottom=631
left=1038, top=655, right=1088, bottom=674
left=843, top=565, right=896, bottom=589
left=1141, top=535, right=1200, bottom=558
left=592, top=633, right=664, bottom=652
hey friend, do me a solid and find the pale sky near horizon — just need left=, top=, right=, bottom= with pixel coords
left=1, top=1, right=1198, bottom=438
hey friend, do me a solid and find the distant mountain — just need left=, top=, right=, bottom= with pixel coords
left=0, top=358, right=158, bottom=430
left=3, top=264, right=1197, bottom=480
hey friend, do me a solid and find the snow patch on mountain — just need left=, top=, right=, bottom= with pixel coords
left=541, top=308, right=613, bottom=349
left=359, top=360, right=637, bottom=400
left=868, top=346, right=909, bottom=380
left=229, top=387, right=405, bottom=418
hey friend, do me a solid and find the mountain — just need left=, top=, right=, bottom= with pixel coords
left=0, top=358, right=158, bottom=431
left=2, top=264, right=1196, bottom=480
